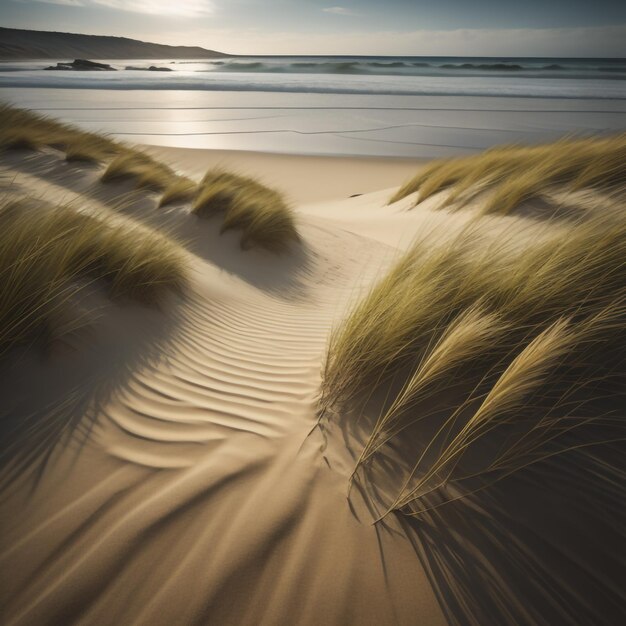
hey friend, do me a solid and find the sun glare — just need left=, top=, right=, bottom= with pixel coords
left=92, top=0, right=213, bottom=18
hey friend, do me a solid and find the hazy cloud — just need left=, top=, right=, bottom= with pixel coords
left=19, top=0, right=85, bottom=6
left=153, top=24, right=626, bottom=57
left=323, top=7, right=355, bottom=16
left=20, top=0, right=214, bottom=17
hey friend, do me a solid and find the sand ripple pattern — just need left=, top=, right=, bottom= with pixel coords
left=0, top=218, right=441, bottom=626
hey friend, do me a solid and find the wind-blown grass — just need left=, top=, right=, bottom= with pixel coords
left=0, top=198, right=187, bottom=355
left=1, top=106, right=298, bottom=249
left=159, top=178, right=197, bottom=207
left=0, top=104, right=191, bottom=201
left=0, top=104, right=118, bottom=160
left=389, top=134, right=626, bottom=214
left=100, top=152, right=179, bottom=192
left=322, top=208, right=625, bottom=515
left=64, top=142, right=110, bottom=164
left=192, top=169, right=299, bottom=252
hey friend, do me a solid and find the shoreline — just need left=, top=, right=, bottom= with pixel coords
left=145, top=145, right=427, bottom=203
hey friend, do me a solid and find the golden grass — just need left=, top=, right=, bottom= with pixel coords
left=0, top=105, right=191, bottom=201
left=389, top=134, right=626, bottom=215
left=0, top=104, right=118, bottom=160
left=0, top=129, right=42, bottom=151
left=323, top=208, right=625, bottom=514
left=193, top=169, right=299, bottom=252
left=1, top=106, right=298, bottom=249
left=100, top=152, right=179, bottom=192
left=388, top=317, right=577, bottom=512
left=0, top=198, right=187, bottom=355
left=64, top=142, right=111, bottom=164
left=159, top=178, right=197, bottom=207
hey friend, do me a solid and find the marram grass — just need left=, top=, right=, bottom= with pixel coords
left=322, top=208, right=625, bottom=515
left=0, top=104, right=188, bottom=198
left=193, top=169, right=300, bottom=252
left=389, top=133, right=626, bottom=214
left=159, top=178, right=198, bottom=207
left=100, top=152, right=178, bottom=192
left=1, top=105, right=299, bottom=251
left=0, top=104, right=118, bottom=160
left=0, top=198, right=187, bottom=355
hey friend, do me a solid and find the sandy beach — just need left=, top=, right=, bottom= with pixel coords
left=1, top=112, right=624, bottom=624
left=143, top=145, right=425, bottom=202
left=0, top=137, right=446, bottom=625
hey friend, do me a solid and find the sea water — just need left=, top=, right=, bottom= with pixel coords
left=0, top=56, right=624, bottom=157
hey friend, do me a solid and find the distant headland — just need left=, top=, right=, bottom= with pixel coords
left=0, top=27, right=229, bottom=60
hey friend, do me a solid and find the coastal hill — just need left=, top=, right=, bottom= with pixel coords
left=0, top=27, right=229, bottom=59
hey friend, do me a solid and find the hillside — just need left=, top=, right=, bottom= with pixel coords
left=0, top=27, right=229, bottom=60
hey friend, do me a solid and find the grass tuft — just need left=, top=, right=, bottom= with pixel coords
left=322, top=207, right=625, bottom=514
left=192, top=169, right=299, bottom=252
left=0, top=198, right=187, bottom=355
left=1, top=105, right=189, bottom=196
left=0, top=129, right=42, bottom=151
left=1, top=104, right=118, bottom=158
left=64, top=142, right=110, bottom=164
left=1, top=106, right=298, bottom=249
left=159, top=178, right=197, bottom=207
left=389, top=134, right=626, bottom=215
left=100, top=153, right=178, bottom=192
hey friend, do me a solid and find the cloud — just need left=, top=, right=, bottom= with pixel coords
left=323, top=6, right=355, bottom=16
left=165, top=24, right=626, bottom=57
left=21, top=0, right=84, bottom=5
left=21, top=0, right=214, bottom=17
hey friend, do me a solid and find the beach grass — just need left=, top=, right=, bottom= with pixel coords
left=64, top=141, right=111, bottom=164
left=193, top=169, right=299, bottom=252
left=100, top=152, right=180, bottom=192
left=0, top=198, right=187, bottom=355
left=389, top=134, right=626, bottom=214
left=1, top=105, right=299, bottom=249
left=322, top=208, right=625, bottom=514
left=159, top=178, right=198, bottom=207
left=0, top=104, right=118, bottom=160
left=0, top=104, right=191, bottom=199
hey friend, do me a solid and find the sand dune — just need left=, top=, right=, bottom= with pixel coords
left=0, top=135, right=623, bottom=626
left=0, top=145, right=448, bottom=625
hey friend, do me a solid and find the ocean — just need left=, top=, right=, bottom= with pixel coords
left=0, top=56, right=624, bottom=157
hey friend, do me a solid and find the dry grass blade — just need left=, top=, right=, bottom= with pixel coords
left=389, top=134, right=626, bottom=215
left=159, top=178, right=197, bottom=207
left=192, top=169, right=299, bottom=252
left=0, top=198, right=187, bottom=355
left=354, top=305, right=504, bottom=471
left=393, top=317, right=576, bottom=511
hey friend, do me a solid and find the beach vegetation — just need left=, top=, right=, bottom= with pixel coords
left=0, top=105, right=192, bottom=201
left=322, top=208, right=625, bottom=514
left=193, top=169, right=299, bottom=252
left=390, top=134, right=626, bottom=214
left=159, top=177, right=198, bottom=207
left=100, top=152, right=180, bottom=191
left=0, top=104, right=118, bottom=159
left=0, top=198, right=187, bottom=355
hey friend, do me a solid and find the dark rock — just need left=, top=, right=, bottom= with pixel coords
left=44, top=58, right=116, bottom=71
left=125, top=65, right=173, bottom=71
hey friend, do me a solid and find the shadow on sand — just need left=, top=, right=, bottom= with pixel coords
left=0, top=290, right=186, bottom=494
left=1, top=149, right=315, bottom=299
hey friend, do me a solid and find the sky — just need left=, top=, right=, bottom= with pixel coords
left=2, top=0, right=626, bottom=56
